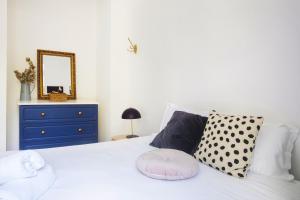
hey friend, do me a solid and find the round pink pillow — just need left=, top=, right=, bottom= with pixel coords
left=136, top=149, right=199, bottom=180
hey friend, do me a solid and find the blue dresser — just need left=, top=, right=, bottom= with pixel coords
left=19, top=102, right=98, bottom=150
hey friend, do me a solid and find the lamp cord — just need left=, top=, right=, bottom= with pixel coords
left=131, top=120, right=133, bottom=135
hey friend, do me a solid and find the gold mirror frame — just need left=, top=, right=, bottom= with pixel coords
left=37, top=49, right=76, bottom=100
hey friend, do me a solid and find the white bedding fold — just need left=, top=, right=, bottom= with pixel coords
left=0, top=165, right=56, bottom=200
left=0, top=150, right=45, bottom=185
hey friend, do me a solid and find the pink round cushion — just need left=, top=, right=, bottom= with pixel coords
left=136, top=149, right=199, bottom=180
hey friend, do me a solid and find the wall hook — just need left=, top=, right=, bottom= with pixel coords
left=128, top=38, right=138, bottom=54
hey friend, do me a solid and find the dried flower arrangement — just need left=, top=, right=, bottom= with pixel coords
left=14, top=57, right=36, bottom=83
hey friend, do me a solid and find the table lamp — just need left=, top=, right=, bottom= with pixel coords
left=122, top=108, right=141, bottom=138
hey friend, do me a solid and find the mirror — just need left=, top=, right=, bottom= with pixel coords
left=37, top=49, right=76, bottom=100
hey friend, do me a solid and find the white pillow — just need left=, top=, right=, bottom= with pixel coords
left=160, top=103, right=208, bottom=131
left=250, top=124, right=299, bottom=180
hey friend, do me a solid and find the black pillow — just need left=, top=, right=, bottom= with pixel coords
left=150, top=111, right=208, bottom=155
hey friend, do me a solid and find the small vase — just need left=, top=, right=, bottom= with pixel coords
left=20, top=83, right=31, bottom=101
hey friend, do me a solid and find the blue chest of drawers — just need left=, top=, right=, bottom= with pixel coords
left=19, top=103, right=98, bottom=150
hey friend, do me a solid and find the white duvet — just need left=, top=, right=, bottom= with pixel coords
left=37, top=135, right=300, bottom=200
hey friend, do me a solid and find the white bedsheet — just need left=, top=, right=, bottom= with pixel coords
left=37, top=135, right=300, bottom=200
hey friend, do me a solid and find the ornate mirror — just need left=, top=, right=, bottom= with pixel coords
left=37, top=49, right=76, bottom=100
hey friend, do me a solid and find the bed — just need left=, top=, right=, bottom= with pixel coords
left=36, top=135, right=300, bottom=200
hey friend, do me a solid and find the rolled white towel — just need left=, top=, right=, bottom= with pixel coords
left=0, top=153, right=36, bottom=185
left=0, top=165, right=56, bottom=200
left=0, top=150, right=45, bottom=185
left=21, top=150, right=45, bottom=170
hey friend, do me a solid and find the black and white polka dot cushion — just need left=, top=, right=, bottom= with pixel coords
left=193, top=111, right=264, bottom=178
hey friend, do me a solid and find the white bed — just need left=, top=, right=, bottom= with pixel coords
left=36, top=135, right=300, bottom=200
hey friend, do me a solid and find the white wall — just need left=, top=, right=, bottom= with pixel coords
left=106, top=0, right=300, bottom=178
left=96, top=0, right=111, bottom=141
left=107, top=0, right=300, bottom=137
left=7, top=0, right=98, bottom=150
left=0, top=0, right=7, bottom=151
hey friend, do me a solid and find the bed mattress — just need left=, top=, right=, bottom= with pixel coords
left=37, top=135, right=300, bottom=200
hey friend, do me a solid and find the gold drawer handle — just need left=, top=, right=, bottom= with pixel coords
left=41, top=130, right=46, bottom=135
left=77, top=128, right=83, bottom=133
left=40, top=112, right=46, bottom=117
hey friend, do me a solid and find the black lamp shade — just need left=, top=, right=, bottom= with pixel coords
left=122, top=108, right=141, bottom=119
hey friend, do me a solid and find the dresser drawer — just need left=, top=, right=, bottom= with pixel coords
left=21, top=105, right=97, bottom=122
left=22, top=123, right=97, bottom=140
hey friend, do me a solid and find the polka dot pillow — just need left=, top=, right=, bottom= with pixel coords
left=193, top=111, right=264, bottom=178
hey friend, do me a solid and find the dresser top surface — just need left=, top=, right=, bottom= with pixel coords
left=18, top=99, right=99, bottom=106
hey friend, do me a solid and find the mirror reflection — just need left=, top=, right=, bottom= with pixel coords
left=43, top=55, right=72, bottom=95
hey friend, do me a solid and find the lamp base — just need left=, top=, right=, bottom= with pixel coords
left=126, top=134, right=139, bottom=139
